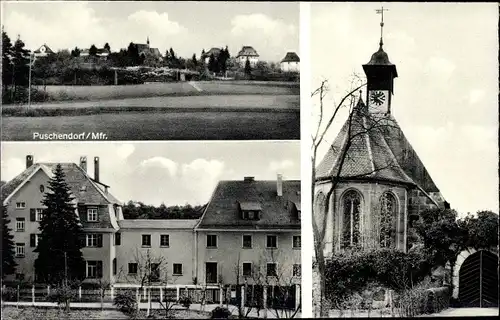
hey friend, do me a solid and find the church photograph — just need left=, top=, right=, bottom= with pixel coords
left=309, top=3, right=498, bottom=318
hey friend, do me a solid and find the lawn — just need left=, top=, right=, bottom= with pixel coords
left=1, top=306, right=128, bottom=320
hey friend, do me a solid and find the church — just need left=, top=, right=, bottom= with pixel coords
left=314, top=27, right=447, bottom=256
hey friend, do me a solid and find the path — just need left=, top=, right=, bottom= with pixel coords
left=419, top=307, right=499, bottom=317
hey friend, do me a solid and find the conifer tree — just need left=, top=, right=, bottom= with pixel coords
left=2, top=204, right=17, bottom=278
left=244, top=58, right=252, bottom=75
left=34, top=164, right=86, bottom=284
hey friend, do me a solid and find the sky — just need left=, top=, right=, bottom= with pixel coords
left=1, top=141, right=300, bottom=206
left=311, top=3, right=498, bottom=216
left=1, top=1, right=299, bottom=62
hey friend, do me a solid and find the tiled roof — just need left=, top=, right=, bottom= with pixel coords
left=202, top=48, right=221, bottom=58
left=237, top=46, right=259, bottom=57
left=316, top=99, right=440, bottom=193
left=118, top=219, right=198, bottom=229
left=33, top=44, right=54, bottom=54
left=1, top=163, right=121, bottom=205
left=281, top=52, right=300, bottom=63
left=197, top=179, right=301, bottom=230
left=239, top=202, right=262, bottom=211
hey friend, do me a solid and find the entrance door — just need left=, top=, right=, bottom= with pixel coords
left=459, top=250, right=499, bottom=307
left=206, top=262, right=218, bottom=284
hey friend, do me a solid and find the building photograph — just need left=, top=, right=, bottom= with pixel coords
left=310, top=3, right=498, bottom=318
left=1, top=141, right=301, bottom=318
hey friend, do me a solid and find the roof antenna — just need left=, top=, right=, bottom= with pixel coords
left=376, top=6, right=389, bottom=48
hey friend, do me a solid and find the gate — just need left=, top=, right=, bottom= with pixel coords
left=459, top=250, right=498, bottom=307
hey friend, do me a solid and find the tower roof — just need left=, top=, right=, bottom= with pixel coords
left=315, top=99, right=439, bottom=194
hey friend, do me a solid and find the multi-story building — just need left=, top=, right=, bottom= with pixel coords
left=280, top=52, right=300, bottom=73
left=2, top=156, right=301, bottom=308
left=236, top=46, right=259, bottom=68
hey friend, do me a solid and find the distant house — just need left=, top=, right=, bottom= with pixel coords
left=33, top=44, right=55, bottom=57
left=236, top=46, right=259, bottom=68
left=136, top=37, right=163, bottom=61
left=280, top=52, right=300, bottom=73
left=201, top=47, right=222, bottom=65
left=80, top=47, right=110, bottom=59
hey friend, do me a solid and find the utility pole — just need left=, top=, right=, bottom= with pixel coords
left=28, top=53, right=32, bottom=108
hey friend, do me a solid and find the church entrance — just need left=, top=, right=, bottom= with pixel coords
left=458, top=250, right=498, bottom=307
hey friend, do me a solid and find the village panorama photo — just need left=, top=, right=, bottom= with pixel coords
left=1, top=1, right=300, bottom=140
left=1, top=141, right=302, bottom=319
left=309, top=2, right=498, bottom=318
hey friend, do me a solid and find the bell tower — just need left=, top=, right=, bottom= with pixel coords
left=362, top=7, right=398, bottom=115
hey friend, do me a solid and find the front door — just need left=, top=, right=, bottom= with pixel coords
left=206, top=262, right=218, bottom=284
left=459, top=250, right=499, bottom=307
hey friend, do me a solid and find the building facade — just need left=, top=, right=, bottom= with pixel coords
left=236, top=46, right=259, bottom=68
left=280, top=52, right=300, bottom=73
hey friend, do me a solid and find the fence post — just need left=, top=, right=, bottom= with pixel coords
left=136, top=287, right=139, bottom=309
left=32, top=285, right=35, bottom=305
left=79, top=286, right=82, bottom=300
left=219, top=285, right=223, bottom=306
left=159, top=286, right=163, bottom=303
left=241, top=285, right=246, bottom=315
left=176, top=285, right=180, bottom=301
left=263, top=285, right=267, bottom=319
left=143, top=287, right=147, bottom=300
left=47, top=285, right=50, bottom=296
left=17, top=285, right=20, bottom=305
left=110, top=286, right=114, bottom=300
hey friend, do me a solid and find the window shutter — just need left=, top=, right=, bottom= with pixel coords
left=97, top=261, right=103, bottom=278
left=97, top=234, right=103, bottom=247
left=30, top=209, right=36, bottom=221
left=30, top=234, right=36, bottom=247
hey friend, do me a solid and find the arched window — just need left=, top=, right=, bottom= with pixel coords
left=342, top=190, right=361, bottom=249
left=379, top=193, right=397, bottom=248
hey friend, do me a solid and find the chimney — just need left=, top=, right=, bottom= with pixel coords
left=26, top=155, right=34, bottom=168
left=244, top=176, right=255, bottom=182
left=277, top=174, right=283, bottom=197
left=80, top=156, right=87, bottom=172
left=94, top=157, right=100, bottom=182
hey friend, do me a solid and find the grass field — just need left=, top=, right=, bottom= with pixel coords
left=28, top=81, right=299, bottom=103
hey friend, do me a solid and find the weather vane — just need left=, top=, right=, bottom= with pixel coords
left=376, top=6, right=389, bottom=47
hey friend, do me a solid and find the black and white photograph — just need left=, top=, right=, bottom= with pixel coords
left=1, top=141, right=301, bottom=319
left=310, top=3, right=498, bottom=318
left=1, top=1, right=300, bottom=141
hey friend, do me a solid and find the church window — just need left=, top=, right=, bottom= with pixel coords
left=342, top=190, right=361, bottom=249
left=379, top=192, right=397, bottom=248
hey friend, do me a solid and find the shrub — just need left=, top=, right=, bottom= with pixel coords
left=113, top=290, right=138, bottom=315
left=1, top=287, right=18, bottom=301
left=179, top=295, right=192, bottom=309
left=210, top=306, right=231, bottom=319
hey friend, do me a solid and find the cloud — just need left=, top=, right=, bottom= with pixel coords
left=424, top=56, right=456, bottom=81
left=269, top=159, right=295, bottom=173
left=181, top=159, right=224, bottom=203
left=127, top=10, right=186, bottom=35
left=1, top=157, right=25, bottom=181
left=140, top=157, right=178, bottom=176
left=469, top=89, right=485, bottom=105
left=116, top=144, right=135, bottom=159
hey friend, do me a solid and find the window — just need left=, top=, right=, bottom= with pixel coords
left=380, top=193, right=397, bottom=248
left=128, top=263, right=138, bottom=274
left=150, top=263, right=160, bottom=282
left=16, top=243, right=25, bottom=257
left=342, top=190, right=362, bottom=249
left=39, top=185, right=45, bottom=193
left=30, top=234, right=39, bottom=247
left=293, top=264, right=301, bottom=277
left=266, top=263, right=277, bottom=277
left=266, top=235, right=277, bottom=248
left=87, top=208, right=98, bottom=222
left=160, top=235, right=170, bottom=247
left=142, top=234, right=151, bottom=247
left=243, top=262, right=252, bottom=277
left=293, top=236, right=301, bottom=248
left=86, top=234, right=100, bottom=247
left=242, top=235, right=252, bottom=249
left=242, top=211, right=257, bottom=220
left=16, top=202, right=26, bottom=209
left=206, top=235, right=217, bottom=248
left=173, top=263, right=183, bottom=275
left=36, top=208, right=44, bottom=222
left=16, top=218, right=25, bottom=231
left=86, top=261, right=102, bottom=278
left=114, top=232, right=121, bottom=246
left=113, top=258, right=117, bottom=275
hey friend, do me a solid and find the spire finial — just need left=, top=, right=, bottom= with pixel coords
left=376, top=6, right=389, bottom=48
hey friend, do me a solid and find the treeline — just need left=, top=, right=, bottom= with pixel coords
left=122, top=201, right=205, bottom=220
left=2, top=30, right=31, bottom=104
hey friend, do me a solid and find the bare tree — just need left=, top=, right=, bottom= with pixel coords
left=311, top=77, right=401, bottom=316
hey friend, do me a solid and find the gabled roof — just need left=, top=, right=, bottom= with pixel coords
left=281, top=52, right=300, bottom=63
left=197, top=179, right=301, bottom=230
left=237, top=46, right=259, bottom=58
left=118, top=219, right=198, bottom=230
left=202, top=47, right=221, bottom=58
left=1, top=163, right=121, bottom=205
left=316, top=99, right=440, bottom=193
left=33, top=44, right=54, bottom=55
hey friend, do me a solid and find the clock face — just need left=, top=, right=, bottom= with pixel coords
left=368, top=90, right=389, bottom=113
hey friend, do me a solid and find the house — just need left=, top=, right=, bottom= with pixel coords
left=80, top=48, right=110, bottom=59
left=236, top=46, right=259, bottom=68
left=1, top=155, right=122, bottom=283
left=195, top=175, right=301, bottom=308
left=33, top=44, right=54, bottom=57
left=314, top=37, right=447, bottom=256
left=280, top=52, right=300, bottom=73
left=201, top=47, right=222, bottom=65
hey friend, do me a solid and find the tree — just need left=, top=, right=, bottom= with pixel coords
left=208, top=53, right=217, bottom=73
left=11, top=35, right=31, bottom=90
left=192, top=53, right=198, bottom=67
left=2, top=204, right=17, bottom=278
left=71, top=47, right=81, bottom=57
left=244, top=58, right=252, bottom=76
left=2, top=28, right=14, bottom=92
left=89, top=44, right=98, bottom=56
left=459, top=210, right=499, bottom=249
left=34, top=164, right=86, bottom=284
left=104, top=42, right=111, bottom=52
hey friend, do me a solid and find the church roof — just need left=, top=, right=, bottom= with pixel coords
left=316, top=99, right=439, bottom=193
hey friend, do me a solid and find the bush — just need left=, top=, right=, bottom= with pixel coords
left=113, top=290, right=138, bottom=315
left=179, top=295, right=192, bottom=309
left=1, top=287, right=18, bottom=301
left=210, top=306, right=231, bottom=319
left=47, top=285, right=77, bottom=305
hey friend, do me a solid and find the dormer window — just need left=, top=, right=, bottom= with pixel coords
left=87, top=208, right=98, bottom=222
left=239, top=202, right=262, bottom=221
